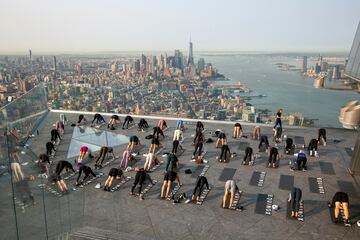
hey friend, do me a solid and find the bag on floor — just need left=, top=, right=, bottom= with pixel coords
left=145, top=135, right=153, bottom=139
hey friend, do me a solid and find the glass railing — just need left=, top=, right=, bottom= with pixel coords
left=0, top=84, right=73, bottom=240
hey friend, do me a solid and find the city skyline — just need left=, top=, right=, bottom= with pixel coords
left=1, top=0, right=360, bottom=54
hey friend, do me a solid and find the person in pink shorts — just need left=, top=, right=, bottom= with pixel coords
left=77, top=146, right=93, bottom=165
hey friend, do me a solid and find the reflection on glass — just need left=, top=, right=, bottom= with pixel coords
left=67, top=127, right=129, bottom=159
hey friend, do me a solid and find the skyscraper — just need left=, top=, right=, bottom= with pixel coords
left=53, top=56, right=57, bottom=72
left=302, top=56, right=307, bottom=72
left=198, top=58, right=205, bottom=71
left=188, top=40, right=194, bottom=65
left=29, top=49, right=32, bottom=64
left=152, top=56, right=157, bottom=73
left=174, top=50, right=184, bottom=70
left=345, top=21, right=360, bottom=81
left=134, top=59, right=140, bottom=72
left=141, top=54, right=147, bottom=65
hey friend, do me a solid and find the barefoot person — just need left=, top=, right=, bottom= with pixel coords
left=94, top=146, right=115, bottom=169
left=233, top=123, right=243, bottom=138
left=253, top=126, right=261, bottom=140
left=222, top=180, right=241, bottom=209
left=127, top=135, right=140, bottom=152
left=51, top=174, right=69, bottom=194
left=216, top=130, right=227, bottom=148
left=161, top=153, right=180, bottom=198
left=143, top=153, right=160, bottom=171
left=77, top=145, right=93, bottom=165
left=288, top=187, right=302, bottom=218
left=149, top=137, right=162, bottom=154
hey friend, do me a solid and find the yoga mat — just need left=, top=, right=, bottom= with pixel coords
left=254, top=194, right=273, bottom=215
left=295, top=136, right=305, bottom=145
left=286, top=201, right=293, bottom=219
left=249, top=171, right=266, bottom=187
left=218, top=168, right=236, bottom=182
left=238, top=142, right=250, bottom=151
left=191, top=165, right=205, bottom=178
left=319, top=161, right=336, bottom=175
left=337, top=180, right=359, bottom=198
left=309, top=177, right=319, bottom=193
left=308, top=177, right=325, bottom=194
left=328, top=206, right=345, bottom=225
left=249, top=171, right=261, bottom=186
left=279, top=175, right=294, bottom=191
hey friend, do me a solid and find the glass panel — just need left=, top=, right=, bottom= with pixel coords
left=67, top=139, right=102, bottom=159
left=72, top=126, right=97, bottom=139
left=67, top=126, right=129, bottom=158
left=0, top=127, right=18, bottom=240
left=0, top=84, right=72, bottom=240
left=106, top=131, right=129, bottom=147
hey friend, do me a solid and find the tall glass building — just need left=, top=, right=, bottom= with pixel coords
left=345, top=21, right=360, bottom=81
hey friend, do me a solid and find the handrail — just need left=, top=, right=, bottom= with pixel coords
left=0, top=84, right=45, bottom=111
left=50, top=109, right=320, bottom=130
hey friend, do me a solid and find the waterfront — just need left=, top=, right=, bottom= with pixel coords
left=203, top=54, right=360, bottom=128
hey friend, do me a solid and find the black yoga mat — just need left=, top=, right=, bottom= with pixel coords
left=319, top=161, right=336, bottom=175
left=249, top=171, right=261, bottom=186
left=337, top=180, right=359, bottom=198
left=254, top=194, right=271, bottom=215
left=218, top=168, right=236, bottom=182
left=294, top=136, right=305, bottom=145
left=191, top=165, right=205, bottom=178
left=238, top=142, right=250, bottom=151
left=308, top=177, right=318, bottom=193
left=279, top=175, right=294, bottom=191
left=308, top=177, right=324, bottom=193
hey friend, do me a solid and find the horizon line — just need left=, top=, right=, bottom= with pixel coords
left=0, top=48, right=350, bottom=56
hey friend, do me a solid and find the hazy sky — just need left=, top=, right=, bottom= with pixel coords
left=1, top=0, right=359, bottom=53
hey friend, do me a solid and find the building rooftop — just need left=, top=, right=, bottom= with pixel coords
left=1, top=111, right=360, bottom=240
